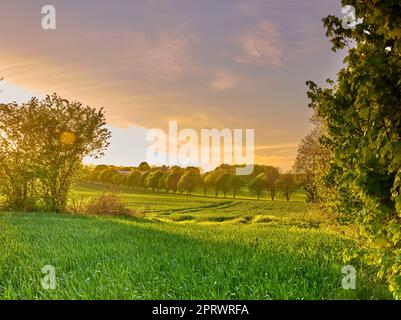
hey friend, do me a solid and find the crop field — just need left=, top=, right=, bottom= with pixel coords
left=0, top=182, right=391, bottom=300
left=72, top=182, right=311, bottom=223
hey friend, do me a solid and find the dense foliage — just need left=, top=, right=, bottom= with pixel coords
left=0, top=94, right=111, bottom=212
left=307, top=0, right=401, bottom=298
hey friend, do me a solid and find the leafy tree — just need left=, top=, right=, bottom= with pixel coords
left=265, top=166, right=280, bottom=201
left=87, top=165, right=110, bottom=182
left=177, top=179, right=185, bottom=195
left=158, top=172, right=167, bottom=192
left=0, top=94, right=110, bottom=212
left=293, top=124, right=331, bottom=203
left=178, top=169, right=201, bottom=195
left=308, top=0, right=401, bottom=297
left=98, top=168, right=118, bottom=184
left=250, top=165, right=268, bottom=178
left=230, top=175, right=245, bottom=199
left=87, top=168, right=101, bottom=182
left=111, top=173, right=126, bottom=186
left=215, top=172, right=233, bottom=198
left=248, top=173, right=267, bottom=200
left=0, top=102, right=40, bottom=210
left=165, top=167, right=185, bottom=193
left=126, top=170, right=141, bottom=189
left=204, top=170, right=223, bottom=197
left=201, top=172, right=210, bottom=196
left=139, top=171, right=149, bottom=189
left=277, top=173, right=299, bottom=202
left=145, top=170, right=164, bottom=191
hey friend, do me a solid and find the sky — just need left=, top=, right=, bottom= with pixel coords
left=0, top=0, right=345, bottom=170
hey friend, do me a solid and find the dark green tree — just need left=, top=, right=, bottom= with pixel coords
left=230, top=175, right=245, bottom=199
left=178, top=169, right=201, bottom=195
left=126, top=169, right=141, bottom=189
left=248, top=173, right=267, bottom=200
left=145, top=170, right=164, bottom=191
left=165, top=167, right=185, bottom=193
left=215, top=172, right=233, bottom=198
left=308, top=0, right=401, bottom=298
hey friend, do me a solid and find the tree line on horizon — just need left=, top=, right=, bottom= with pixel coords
left=83, top=162, right=304, bottom=201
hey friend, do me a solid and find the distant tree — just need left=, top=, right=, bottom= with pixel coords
left=269, top=182, right=277, bottom=201
left=98, top=168, right=118, bottom=184
left=158, top=172, right=167, bottom=192
left=111, top=173, right=126, bottom=186
left=87, top=168, right=101, bottom=182
left=177, top=179, right=185, bottom=195
left=248, top=173, right=267, bottom=200
left=139, top=171, right=149, bottom=189
left=126, top=170, right=141, bottom=189
left=230, top=175, right=245, bottom=199
left=201, top=172, right=209, bottom=196
left=215, top=172, right=233, bottom=198
left=178, top=169, right=201, bottom=195
left=293, top=126, right=330, bottom=202
left=80, top=164, right=92, bottom=180
left=145, top=170, right=164, bottom=191
left=250, top=165, right=267, bottom=178
left=138, top=161, right=151, bottom=172
left=97, top=169, right=108, bottom=182
left=89, top=165, right=113, bottom=182
left=94, top=164, right=109, bottom=171
left=265, top=166, right=280, bottom=201
left=204, top=170, right=223, bottom=197
left=165, top=167, right=185, bottom=193
left=277, top=173, right=299, bottom=202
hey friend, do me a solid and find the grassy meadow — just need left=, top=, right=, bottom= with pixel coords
left=0, top=182, right=391, bottom=300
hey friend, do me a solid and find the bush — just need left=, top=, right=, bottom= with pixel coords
left=83, top=193, right=133, bottom=216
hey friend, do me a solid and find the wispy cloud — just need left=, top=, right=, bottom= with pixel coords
left=232, top=19, right=285, bottom=67
left=210, top=69, right=240, bottom=91
left=130, top=30, right=196, bottom=80
left=83, top=27, right=197, bottom=82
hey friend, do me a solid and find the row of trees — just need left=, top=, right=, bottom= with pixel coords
left=84, top=163, right=303, bottom=201
left=0, top=94, right=110, bottom=212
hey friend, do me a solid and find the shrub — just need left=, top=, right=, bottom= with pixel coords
left=83, top=193, right=132, bottom=216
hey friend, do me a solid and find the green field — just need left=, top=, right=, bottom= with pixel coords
left=0, top=182, right=391, bottom=299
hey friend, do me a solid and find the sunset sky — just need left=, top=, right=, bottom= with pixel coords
left=0, top=0, right=345, bottom=170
